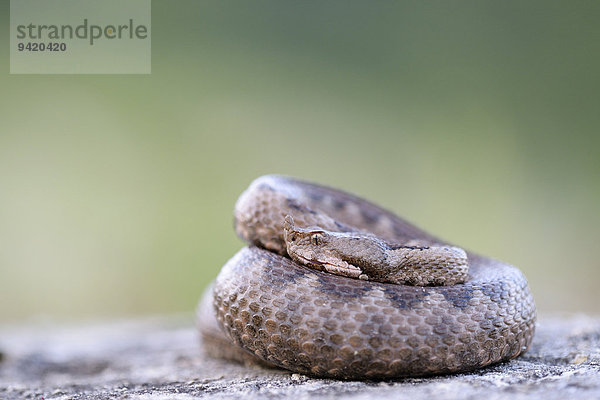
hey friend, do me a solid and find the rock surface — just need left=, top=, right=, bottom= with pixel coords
left=0, top=314, right=599, bottom=400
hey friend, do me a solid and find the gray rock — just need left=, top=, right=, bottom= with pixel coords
left=0, top=314, right=598, bottom=400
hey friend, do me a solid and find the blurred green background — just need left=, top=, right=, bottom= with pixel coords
left=1, top=1, right=599, bottom=322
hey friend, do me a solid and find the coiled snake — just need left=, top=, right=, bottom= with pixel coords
left=197, top=175, right=536, bottom=379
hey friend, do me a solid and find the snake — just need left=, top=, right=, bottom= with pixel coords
left=197, top=175, right=536, bottom=379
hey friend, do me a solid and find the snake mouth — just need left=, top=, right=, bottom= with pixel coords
left=290, top=252, right=341, bottom=271
left=291, top=252, right=326, bottom=268
left=290, top=251, right=363, bottom=279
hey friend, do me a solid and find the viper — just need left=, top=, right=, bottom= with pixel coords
left=197, top=175, right=536, bottom=379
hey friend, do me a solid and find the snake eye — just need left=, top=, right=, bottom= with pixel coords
left=311, top=233, right=323, bottom=245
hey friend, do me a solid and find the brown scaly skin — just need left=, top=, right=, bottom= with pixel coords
left=283, top=215, right=469, bottom=286
left=198, top=175, right=536, bottom=379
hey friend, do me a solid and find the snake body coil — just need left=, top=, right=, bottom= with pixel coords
left=198, top=175, right=536, bottom=379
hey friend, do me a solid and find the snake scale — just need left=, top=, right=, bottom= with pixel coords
left=197, top=175, right=536, bottom=379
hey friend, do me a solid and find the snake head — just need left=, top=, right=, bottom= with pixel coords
left=283, top=215, right=362, bottom=279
